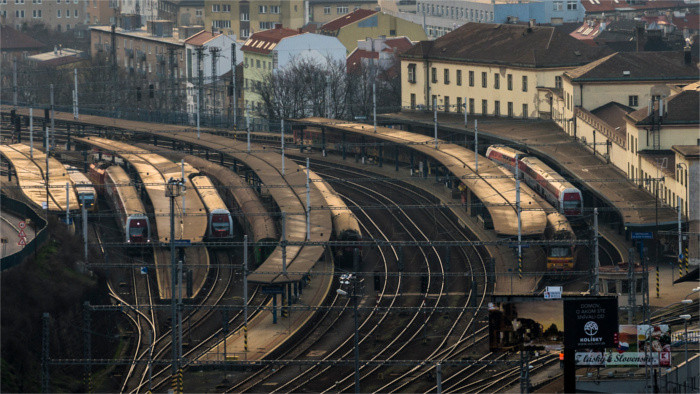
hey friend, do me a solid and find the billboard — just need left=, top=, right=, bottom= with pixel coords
left=488, top=299, right=564, bottom=351
left=574, top=324, right=672, bottom=366
left=564, top=297, right=618, bottom=349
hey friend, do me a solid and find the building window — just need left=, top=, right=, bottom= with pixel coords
left=494, top=74, right=500, bottom=89
left=468, top=71, right=474, bottom=87
left=522, top=76, right=528, bottom=92
left=337, top=6, right=348, bottom=14
left=482, top=99, right=487, bottom=115
left=407, top=63, right=416, bottom=83
left=555, top=76, right=562, bottom=90
left=259, top=5, right=267, bottom=13
left=629, top=95, right=638, bottom=107
left=444, top=96, right=450, bottom=112
left=444, top=69, right=450, bottom=85
left=57, top=9, right=61, bottom=17
left=270, top=5, right=279, bottom=14
left=431, top=67, right=437, bottom=83
left=567, top=1, right=577, bottom=10
left=196, top=9, right=202, bottom=16
left=240, top=10, right=249, bottom=21
left=213, top=20, right=231, bottom=28
left=324, top=6, right=331, bottom=14
left=74, top=9, right=78, bottom=17
left=469, top=98, right=475, bottom=114
left=256, top=59, right=260, bottom=68
left=494, top=100, right=500, bottom=116
left=259, top=21, right=275, bottom=30
left=457, top=97, right=462, bottom=113
left=456, top=70, right=462, bottom=86
left=222, top=4, right=230, bottom=12
left=522, top=104, right=528, bottom=118
left=410, top=93, right=416, bottom=109
left=553, top=1, right=563, bottom=11
left=212, top=4, right=219, bottom=12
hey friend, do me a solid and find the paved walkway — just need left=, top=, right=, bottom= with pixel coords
left=380, top=112, right=678, bottom=229
left=1, top=210, right=36, bottom=257
left=199, top=256, right=333, bottom=362
left=295, top=151, right=542, bottom=295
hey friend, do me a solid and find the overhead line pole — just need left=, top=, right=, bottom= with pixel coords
left=306, top=158, right=311, bottom=240
left=516, top=154, right=522, bottom=279
left=474, top=119, right=478, bottom=173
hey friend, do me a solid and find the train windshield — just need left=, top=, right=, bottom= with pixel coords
left=129, top=219, right=147, bottom=240
left=79, top=193, right=95, bottom=208
left=212, top=214, right=230, bottom=235
left=550, top=247, right=571, bottom=257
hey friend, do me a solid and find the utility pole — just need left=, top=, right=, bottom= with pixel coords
left=110, top=24, right=117, bottom=112
left=306, top=158, right=311, bottom=240
left=246, top=105, right=251, bottom=152
left=13, top=58, right=18, bottom=109
left=515, top=154, right=522, bottom=279
left=196, top=46, right=205, bottom=126
left=243, top=235, right=249, bottom=352
left=50, top=84, right=55, bottom=149
left=45, top=126, right=50, bottom=212
left=73, top=68, right=79, bottom=120
left=196, top=90, right=200, bottom=139
left=210, top=46, right=221, bottom=124
left=65, top=183, right=70, bottom=225
left=593, top=207, right=599, bottom=295
left=678, top=196, right=683, bottom=280
left=433, top=97, right=438, bottom=149
left=280, top=102, right=285, bottom=175
left=373, top=81, right=377, bottom=133
left=29, top=108, right=34, bottom=159
left=82, top=196, right=88, bottom=264
left=353, top=247, right=360, bottom=394
left=464, top=97, right=467, bottom=127
left=628, top=247, right=636, bottom=324
left=231, top=43, right=237, bottom=128
left=281, top=212, right=287, bottom=275
left=474, top=119, right=478, bottom=173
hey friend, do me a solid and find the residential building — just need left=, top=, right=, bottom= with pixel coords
left=28, top=46, right=86, bottom=68
left=0, top=0, right=93, bottom=32
left=86, top=0, right=118, bottom=25
left=400, top=22, right=609, bottom=117
left=553, top=50, right=698, bottom=138
left=346, top=35, right=412, bottom=73
left=120, top=0, right=159, bottom=23
left=183, top=29, right=240, bottom=122
left=203, top=0, right=305, bottom=39
left=385, top=0, right=585, bottom=39
left=582, top=0, right=688, bottom=18
left=307, top=0, right=378, bottom=24
left=0, top=24, right=44, bottom=62
left=241, top=25, right=345, bottom=112
left=157, top=0, right=204, bottom=27
left=319, top=8, right=426, bottom=53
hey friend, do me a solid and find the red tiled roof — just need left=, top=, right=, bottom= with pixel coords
left=0, top=25, right=44, bottom=51
left=184, top=30, right=217, bottom=46
left=673, top=13, right=700, bottom=31
left=383, top=37, right=413, bottom=53
left=321, top=9, right=377, bottom=31
left=241, top=26, right=300, bottom=54
left=347, top=48, right=378, bottom=72
left=569, top=21, right=603, bottom=43
left=582, top=0, right=686, bottom=13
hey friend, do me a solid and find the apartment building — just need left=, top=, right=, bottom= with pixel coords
left=1, top=0, right=94, bottom=32
left=400, top=22, right=609, bottom=118
left=319, top=8, right=426, bottom=53
left=204, top=0, right=305, bottom=39
left=0, top=24, right=44, bottom=61
left=307, top=0, right=378, bottom=24
left=241, top=25, right=345, bottom=112
left=157, top=0, right=204, bottom=27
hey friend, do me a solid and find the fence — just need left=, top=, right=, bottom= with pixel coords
left=1, top=194, right=48, bottom=270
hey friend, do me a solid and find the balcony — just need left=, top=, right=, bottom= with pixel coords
left=136, top=50, right=147, bottom=61
left=156, top=53, right=166, bottom=64
left=125, top=48, right=134, bottom=58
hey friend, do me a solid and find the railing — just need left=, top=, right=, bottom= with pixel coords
left=576, top=107, right=626, bottom=149
left=1, top=195, right=48, bottom=271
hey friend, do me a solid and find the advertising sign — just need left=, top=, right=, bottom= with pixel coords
left=544, top=286, right=562, bottom=300
left=564, top=297, right=618, bottom=349
left=603, top=351, right=671, bottom=367
left=488, top=299, right=564, bottom=351
left=574, top=324, right=672, bottom=366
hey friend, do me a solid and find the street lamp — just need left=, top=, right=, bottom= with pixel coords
left=165, top=177, right=185, bottom=379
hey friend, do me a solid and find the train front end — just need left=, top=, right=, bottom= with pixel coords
left=126, top=216, right=150, bottom=244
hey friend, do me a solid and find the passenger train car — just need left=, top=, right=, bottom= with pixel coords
left=67, top=166, right=97, bottom=211
left=485, top=145, right=583, bottom=216
left=190, top=175, right=234, bottom=239
left=544, top=212, right=576, bottom=271
left=89, top=163, right=151, bottom=244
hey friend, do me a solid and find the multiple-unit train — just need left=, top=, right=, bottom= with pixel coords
left=66, top=166, right=97, bottom=212
left=544, top=212, right=576, bottom=271
left=190, top=175, right=234, bottom=239
left=89, top=163, right=152, bottom=244
left=485, top=145, right=583, bottom=216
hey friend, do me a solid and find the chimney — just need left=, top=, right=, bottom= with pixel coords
left=684, top=45, right=692, bottom=65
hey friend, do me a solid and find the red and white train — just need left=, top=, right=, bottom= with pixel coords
left=486, top=145, right=583, bottom=216
left=89, top=163, right=151, bottom=244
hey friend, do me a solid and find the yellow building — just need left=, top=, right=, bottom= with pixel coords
left=400, top=22, right=609, bottom=118
left=319, top=8, right=427, bottom=53
left=204, top=0, right=305, bottom=39
left=308, top=0, right=379, bottom=24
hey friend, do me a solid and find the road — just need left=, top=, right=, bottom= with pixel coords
left=0, top=211, right=35, bottom=258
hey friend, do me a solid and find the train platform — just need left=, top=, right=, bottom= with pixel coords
left=199, top=253, right=334, bottom=362
left=293, top=150, right=543, bottom=294
left=295, top=118, right=547, bottom=238
left=0, top=143, right=79, bottom=212
left=379, top=112, right=678, bottom=230
left=75, top=137, right=210, bottom=300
